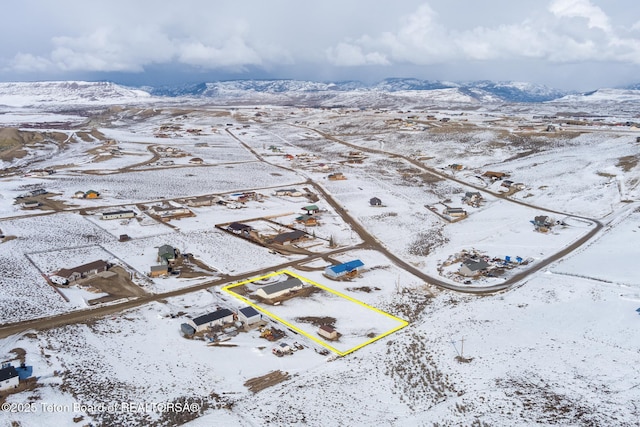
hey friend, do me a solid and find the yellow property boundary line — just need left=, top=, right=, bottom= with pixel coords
left=222, top=269, right=409, bottom=356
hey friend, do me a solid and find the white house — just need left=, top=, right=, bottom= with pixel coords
left=101, top=210, right=135, bottom=220
left=188, top=308, right=235, bottom=333
left=238, top=306, right=261, bottom=325
left=255, top=278, right=303, bottom=300
left=0, top=364, right=19, bottom=391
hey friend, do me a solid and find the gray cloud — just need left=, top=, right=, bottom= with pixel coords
left=1, top=0, right=638, bottom=89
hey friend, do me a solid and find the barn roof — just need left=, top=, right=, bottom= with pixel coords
left=191, top=308, right=234, bottom=326
left=327, top=259, right=364, bottom=274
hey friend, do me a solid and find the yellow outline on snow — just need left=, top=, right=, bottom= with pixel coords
left=222, top=269, right=408, bottom=356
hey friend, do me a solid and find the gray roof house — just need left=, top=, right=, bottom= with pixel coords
left=459, top=259, right=491, bottom=277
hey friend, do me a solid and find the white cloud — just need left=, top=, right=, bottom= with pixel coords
left=548, top=0, right=611, bottom=32
left=325, top=1, right=640, bottom=67
left=8, top=53, right=52, bottom=72
left=326, top=42, right=389, bottom=66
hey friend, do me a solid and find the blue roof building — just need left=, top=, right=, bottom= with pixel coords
left=324, top=259, right=365, bottom=279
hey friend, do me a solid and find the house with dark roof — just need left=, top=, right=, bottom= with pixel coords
left=324, top=259, right=365, bottom=279
left=272, top=230, right=306, bottom=245
left=255, top=278, right=303, bottom=300
left=0, top=364, right=19, bottom=391
left=188, top=308, right=235, bottom=333
left=459, top=259, right=491, bottom=277
left=56, top=260, right=109, bottom=283
left=369, top=197, right=382, bottom=206
left=227, top=222, right=252, bottom=235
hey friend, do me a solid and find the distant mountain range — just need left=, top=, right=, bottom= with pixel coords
left=1, top=78, right=640, bottom=108
left=145, top=78, right=573, bottom=103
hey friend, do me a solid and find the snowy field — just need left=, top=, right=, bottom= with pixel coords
left=1, top=98, right=639, bottom=426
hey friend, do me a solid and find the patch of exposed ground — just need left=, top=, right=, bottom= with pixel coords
left=244, top=370, right=290, bottom=393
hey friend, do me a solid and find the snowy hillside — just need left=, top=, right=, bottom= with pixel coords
left=0, top=81, right=154, bottom=107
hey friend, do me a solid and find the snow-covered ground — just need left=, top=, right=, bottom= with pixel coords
left=1, top=96, right=639, bottom=426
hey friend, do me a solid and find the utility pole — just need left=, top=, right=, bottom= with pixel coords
left=460, top=337, right=465, bottom=359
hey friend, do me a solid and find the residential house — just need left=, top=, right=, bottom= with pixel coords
left=459, top=259, right=491, bottom=277
left=532, top=215, right=554, bottom=232
left=21, top=201, right=40, bottom=209
left=369, top=197, right=382, bottom=206
left=85, top=190, right=100, bottom=199
left=301, top=205, right=320, bottom=215
left=101, top=210, right=135, bottom=220
left=74, top=191, right=86, bottom=199
left=483, top=171, right=508, bottom=180
left=56, top=260, right=109, bottom=283
left=272, top=230, right=306, bottom=245
left=158, top=245, right=177, bottom=264
left=444, top=207, right=467, bottom=217
left=318, top=325, right=338, bottom=340
left=0, top=364, right=19, bottom=391
left=188, top=308, right=235, bottom=333
left=189, top=157, right=204, bottom=165
left=324, top=259, right=365, bottom=279
left=238, top=306, right=261, bottom=325
left=255, top=278, right=304, bottom=300
left=227, top=222, right=252, bottom=235
left=185, top=196, right=217, bottom=207
left=464, top=192, right=482, bottom=204
left=328, top=172, right=346, bottom=181
left=274, top=188, right=303, bottom=197
left=449, top=164, right=464, bottom=171
left=150, top=203, right=192, bottom=219
left=501, top=180, right=514, bottom=188
left=295, top=215, right=318, bottom=226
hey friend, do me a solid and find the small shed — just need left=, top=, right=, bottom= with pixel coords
left=369, top=197, right=382, bottom=206
left=180, top=323, right=196, bottom=336
left=0, top=364, right=19, bottom=391
left=459, top=259, right=490, bottom=277
left=318, top=325, right=338, bottom=340
left=238, top=306, right=261, bottom=325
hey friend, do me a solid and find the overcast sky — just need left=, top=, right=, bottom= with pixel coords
left=2, top=0, right=639, bottom=90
